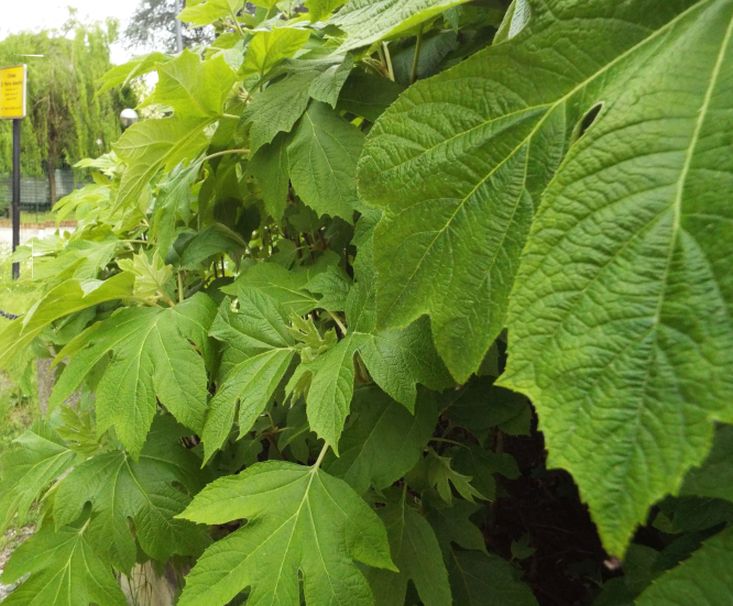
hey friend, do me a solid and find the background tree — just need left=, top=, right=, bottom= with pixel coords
left=0, top=21, right=137, bottom=203
left=125, top=0, right=214, bottom=53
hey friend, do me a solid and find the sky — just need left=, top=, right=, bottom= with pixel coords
left=0, top=0, right=144, bottom=63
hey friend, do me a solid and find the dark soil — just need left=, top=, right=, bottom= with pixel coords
left=490, top=425, right=617, bottom=606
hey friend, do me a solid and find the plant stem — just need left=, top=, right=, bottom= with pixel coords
left=313, top=443, right=330, bottom=469
left=382, top=42, right=395, bottom=81
left=430, top=436, right=470, bottom=449
left=495, top=429, right=504, bottom=454
left=228, top=8, right=246, bottom=37
left=201, top=148, right=249, bottom=163
left=410, top=25, right=424, bottom=84
left=77, top=517, right=93, bottom=536
left=162, top=293, right=177, bottom=308
left=327, top=310, right=348, bottom=335
left=177, top=270, right=185, bottom=303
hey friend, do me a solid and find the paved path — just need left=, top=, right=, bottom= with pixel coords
left=0, top=527, right=33, bottom=601
left=0, top=225, right=75, bottom=253
left=0, top=226, right=66, bottom=245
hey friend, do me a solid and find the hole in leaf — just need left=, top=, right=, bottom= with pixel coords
left=575, top=102, right=604, bottom=140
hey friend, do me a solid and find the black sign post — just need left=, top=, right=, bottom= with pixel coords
left=11, top=118, right=20, bottom=279
left=0, top=64, right=27, bottom=280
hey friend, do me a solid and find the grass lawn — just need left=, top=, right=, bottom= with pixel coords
left=0, top=248, right=41, bottom=578
left=0, top=250, right=37, bottom=317
left=0, top=250, right=40, bottom=453
left=0, top=374, right=36, bottom=451
left=0, top=211, right=62, bottom=227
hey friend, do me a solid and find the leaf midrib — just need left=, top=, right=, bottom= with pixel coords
left=597, top=8, right=733, bottom=544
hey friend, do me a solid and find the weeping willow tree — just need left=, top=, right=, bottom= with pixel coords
left=0, top=21, right=137, bottom=203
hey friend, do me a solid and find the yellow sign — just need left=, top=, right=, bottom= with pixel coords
left=0, top=65, right=27, bottom=120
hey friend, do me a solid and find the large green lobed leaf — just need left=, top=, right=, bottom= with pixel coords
left=500, top=0, right=733, bottom=554
left=178, top=460, right=394, bottom=606
left=287, top=102, right=365, bottom=221
left=359, top=0, right=733, bottom=555
left=142, top=49, right=236, bottom=118
left=0, top=273, right=134, bottom=369
left=179, top=0, right=243, bottom=26
left=366, top=489, right=452, bottom=606
left=0, top=427, right=76, bottom=533
left=323, top=386, right=439, bottom=494
left=1, top=527, right=127, bottom=606
left=202, top=291, right=297, bottom=462
left=242, top=28, right=311, bottom=78
left=290, top=278, right=450, bottom=449
left=332, top=0, right=470, bottom=52
left=51, top=293, right=217, bottom=455
left=114, top=52, right=235, bottom=209
left=636, top=527, right=733, bottom=605
left=680, top=426, right=733, bottom=503
left=53, top=418, right=209, bottom=571
left=359, top=0, right=699, bottom=381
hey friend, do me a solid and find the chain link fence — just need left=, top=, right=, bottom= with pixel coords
left=0, top=168, right=80, bottom=214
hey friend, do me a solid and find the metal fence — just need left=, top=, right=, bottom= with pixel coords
left=0, top=168, right=82, bottom=214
